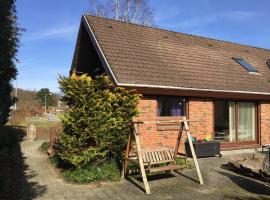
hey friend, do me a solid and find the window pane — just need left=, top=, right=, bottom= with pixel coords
left=214, top=101, right=236, bottom=142
left=158, top=96, right=186, bottom=116
left=229, top=102, right=236, bottom=142
left=214, top=101, right=229, bottom=142
left=238, top=102, right=256, bottom=141
left=233, top=57, right=258, bottom=73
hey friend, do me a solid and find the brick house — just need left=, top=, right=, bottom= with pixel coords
left=70, top=14, right=270, bottom=152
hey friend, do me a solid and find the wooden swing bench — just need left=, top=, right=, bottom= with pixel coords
left=127, top=147, right=181, bottom=173
left=122, top=116, right=204, bottom=194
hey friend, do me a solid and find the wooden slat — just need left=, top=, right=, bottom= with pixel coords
left=132, top=119, right=196, bottom=124
left=142, top=152, right=147, bottom=163
left=151, top=152, right=157, bottom=162
left=154, top=151, right=160, bottom=162
left=162, top=150, right=168, bottom=160
left=166, top=150, right=172, bottom=160
left=147, top=152, right=153, bottom=163
left=169, top=150, right=174, bottom=159
left=149, top=165, right=181, bottom=173
left=159, top=151, right=165, bottom=161
left=147, top=159, right=174, bottom=165
left=134, top=123, right=151, bottom=194
left=183, top=118, right=204, bottom=185
left=145, top=152, right=150, bottom=163
left=157, top=151, right=163, bottom=161
left=122, top=132, right=133, bottom=178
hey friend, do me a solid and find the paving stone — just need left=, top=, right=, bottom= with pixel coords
left=14, top=140, right=270, bottom=200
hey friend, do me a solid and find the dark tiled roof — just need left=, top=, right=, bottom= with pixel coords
left=84, top=14, right=270, bottom=94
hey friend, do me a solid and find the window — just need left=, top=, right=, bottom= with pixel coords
left=157, top=96, right=186, bottom=116
left=232, top=57, right=258, bottom=73
left=214, top=101, right=256, bottom=142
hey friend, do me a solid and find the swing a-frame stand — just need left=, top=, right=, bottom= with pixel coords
left=122, top=116, right=204, bottom=194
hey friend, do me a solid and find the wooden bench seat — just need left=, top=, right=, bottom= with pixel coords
left=127, top=148, right=180, bottom=174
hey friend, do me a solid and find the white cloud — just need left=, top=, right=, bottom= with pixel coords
left=40, top=24, right=77, bottom=38
left=221, top=11, right=256, bottom=21
left=23, top=23, right=78, bottom=42
left=168, top=11, right=256, bottom=30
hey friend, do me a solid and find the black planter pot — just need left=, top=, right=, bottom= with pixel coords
left=185, top=141, right=221, bottom=158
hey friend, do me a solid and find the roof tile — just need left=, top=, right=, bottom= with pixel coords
left=85, top=14, right=270, bottom=94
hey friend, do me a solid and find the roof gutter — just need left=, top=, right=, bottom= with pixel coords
left=118, top=83, right=270, bottom=96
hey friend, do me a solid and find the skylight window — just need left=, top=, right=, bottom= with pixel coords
left=232, top=57, right=258, bottom=73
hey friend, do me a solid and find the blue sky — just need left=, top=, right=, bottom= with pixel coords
left=16, top=0, right=270, bottom=92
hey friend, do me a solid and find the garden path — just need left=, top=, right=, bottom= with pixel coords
left=17, top=140, right=270, bottom=200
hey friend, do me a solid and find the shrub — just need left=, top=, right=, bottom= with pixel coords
left=57, top=74, right=140, bottom=168
left=39, top=141, right=50, bottom=153
left=49, top=154, right=64, bottom=168
left=62, top=160, right=121, bottom=183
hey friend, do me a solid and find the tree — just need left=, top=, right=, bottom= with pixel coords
left=89, top=0, right=155, bottom=26
left=0, top=0, right=20, bottom=125
left=36, top=88, right=56, bottom=108
left=9, top=89, right=44, bottom=125
left=57, top=74, right=140, bottom=168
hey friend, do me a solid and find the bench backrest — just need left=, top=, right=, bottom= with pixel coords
left=142, top=149, right=175, bottom=164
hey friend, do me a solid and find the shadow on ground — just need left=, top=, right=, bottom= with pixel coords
left=0, top=126, right=47, bottom=200
left=126, top=172, right=177, bottom=193
left=218, top=171, right=270, bottom=196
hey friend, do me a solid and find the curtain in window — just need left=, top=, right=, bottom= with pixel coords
left=229, top=102, right=236, bottom=142
left=157, top=96, right=186, bottom=116
left=170, top=106, right=181, bottom=116
left=169, top=101, right=182, bottom=116
left=238, top=102, right=256, bottom=141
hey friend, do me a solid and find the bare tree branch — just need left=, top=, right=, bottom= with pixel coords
left=88, top=0, right=155, bottom=26
left=112, top=0, right=120, bottom=20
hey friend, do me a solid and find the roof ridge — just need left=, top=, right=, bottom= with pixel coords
left=83, top=13, right=270, bottom=53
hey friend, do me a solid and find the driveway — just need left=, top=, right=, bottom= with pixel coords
left=9, top=140, right=270, bottom=200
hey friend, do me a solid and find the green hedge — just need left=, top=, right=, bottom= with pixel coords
left=57, top=74, right=140, bottom=168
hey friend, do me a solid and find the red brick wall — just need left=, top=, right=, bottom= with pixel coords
left=137, top=96, right=214, bottom=153
left=260, top=102, right=270, bottom=145
left=188, top=98, right=214, bottom=140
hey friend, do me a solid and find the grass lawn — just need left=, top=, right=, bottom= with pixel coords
left=20, top=119, right=58, bottom=128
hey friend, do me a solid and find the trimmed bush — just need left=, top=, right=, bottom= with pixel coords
left=39, top=141, right=50, bottom=153
left=57, top=74, right=140, bottom=168
left=62, top=160, right=121, bottom=183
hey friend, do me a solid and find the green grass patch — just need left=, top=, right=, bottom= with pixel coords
left=39, top=141, right=50, bottom=153
left=61, top=160, right=121, bottom=184
left=20, top=119, right=57, bottom=128
left=176, top=157, right=192, bottom=169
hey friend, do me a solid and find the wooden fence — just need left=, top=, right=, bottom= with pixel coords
left=26, top=123, right=62, bottom=142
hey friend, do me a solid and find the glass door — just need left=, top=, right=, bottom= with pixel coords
left=237, top=102, right=256, bottom=141
left=214, top=101, right=257, bottom=143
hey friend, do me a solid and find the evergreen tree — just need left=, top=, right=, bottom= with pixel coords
left=0, top=0, right=20, bottom=125
left=58, top=74, right=140, bottom=168
left=36, top=88, right=56, bottom=107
